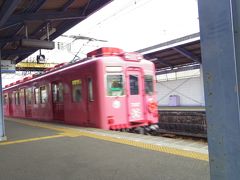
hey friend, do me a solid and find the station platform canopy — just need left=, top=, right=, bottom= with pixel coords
left=0, top=0, right=112, bottom=64
left=137, top=33, right=201, bottom=75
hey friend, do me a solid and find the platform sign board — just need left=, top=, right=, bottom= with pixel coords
left=1, top=60, right=16, bottom=73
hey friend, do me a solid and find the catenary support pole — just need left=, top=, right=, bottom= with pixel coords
left=198, top=0, right=240, bottom=179
left=0, top=50, right=6, bottom=141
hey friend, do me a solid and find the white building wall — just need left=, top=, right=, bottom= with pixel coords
left=156, top=76, right=205, bottom=106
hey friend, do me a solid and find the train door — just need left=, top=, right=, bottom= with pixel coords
left=8, top=93, right=14, bottom=116
left=20, top=89, right=26, bottom=117
left=3, top=93, right=10, bottom=116
left=52, top=82, right=64, bottom=121
left=25, top=88, right=32, bottom=117
left=126, top=68, right=145, bottom=122
left=86, top=77, right=94, bottom=125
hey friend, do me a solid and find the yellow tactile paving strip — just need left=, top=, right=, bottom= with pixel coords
left=3, top=118, right=209, bottom=161
left=0, top=134, right=65, bottom=145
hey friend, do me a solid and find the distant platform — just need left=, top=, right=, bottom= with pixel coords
left=159, top=106, right=205, bottom=112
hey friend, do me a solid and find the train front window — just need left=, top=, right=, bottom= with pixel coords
left=107, top=75, right=124, bottom=96
left=144, top=75, right=153, bottom=95
left=130, top=75, right=139, bottom=95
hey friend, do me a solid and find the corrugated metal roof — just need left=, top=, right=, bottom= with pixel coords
left=0, top=0, right=112, bottom=63
left=137, top=33, right=201, bottom=74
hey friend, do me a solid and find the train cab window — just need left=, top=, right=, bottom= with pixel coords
left=34, top=88, right=40, bottom=104
left=107, top=75, right=124, bottom=96
left=88, top=78, right=94, bottom=101
left=15, top=91, right=20, bottom=105
left=40, top=86, right=48, bottom=104
left=52, top=83, right=64, bottom=103
left=26, top=88, right=32, bottom=104
left=72, top=80, right=82, bottom=102
left=144, top=75, right=154, bottom=95
left=129, top=75, right=139, bottom=95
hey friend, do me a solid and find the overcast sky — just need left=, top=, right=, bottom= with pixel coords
left=52, top=0, right=199, bottom=56
left=32, top=0, right=200, bottom=62
left=2, top=0, right=200, bottom=85
left=61, top=0, right=199, bottom=55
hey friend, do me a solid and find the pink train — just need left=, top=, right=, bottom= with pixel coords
left=3, top=47, right=158, bottom=130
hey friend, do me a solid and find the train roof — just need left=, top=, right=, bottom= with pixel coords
left=4, top=47, right=148, bottom=90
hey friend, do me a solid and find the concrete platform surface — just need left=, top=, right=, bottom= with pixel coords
left=0, top=118, right=210, bottom=180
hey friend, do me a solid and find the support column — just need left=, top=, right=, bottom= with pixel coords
left=199, top=65, right=205, bottom=106
left=198, top=0, right=240, bottom=180
left=0, top=50, right=6, bottom=141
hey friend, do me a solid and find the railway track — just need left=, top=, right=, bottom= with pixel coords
left=125, top=110, right=207, bottom=139
left=156, top=110, right=207, bottom=139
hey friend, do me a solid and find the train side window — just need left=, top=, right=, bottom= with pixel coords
left=129, top=75, right=139, bottom=95
left=20, top=89, right=25, bottom=98
left=15, top=91, right=20, bottom=105
left=88, top=78, right=94, bottom=101
left=72, top=80, right=82, bottom=102
left=8, top=94, right=11, bottom=104
left=52, top=83, right=64, bottom=103
left=144, top=75, right=153, bottom=95
left=26, top=88, right=32, bottom=104
left=107, top=75, right=124, bottom=96
left=40, top=86, right=48, bottom=104
left=58, top=83, right=64, bottom=102
left=3, top=94, right=8, bottom=105
left=34, top=88, right=40, bottom=104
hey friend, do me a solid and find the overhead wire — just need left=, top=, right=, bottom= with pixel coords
left=69, top=0, right=154, bottom=57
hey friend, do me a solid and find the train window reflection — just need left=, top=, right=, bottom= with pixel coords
left=107, top=75, right=124, bottom=96
left=72, top=79, right=82, bottom=102
left=144, top=75, right=153, bottom=95
left=130, top=75, right=139, bottom=95
left=40, top=86, right=48, bottom=104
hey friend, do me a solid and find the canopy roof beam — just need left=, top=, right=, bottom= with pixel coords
left=0, top=10, right=86, bottom=30
left=173, top=46, right=201, bottom=63
left=0, top=0, right=21, bottom=27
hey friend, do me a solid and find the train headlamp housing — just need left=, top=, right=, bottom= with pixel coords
left=87, top=47, right=143, bottom=62
left=87, top=47, right=123, bottom=57
left=122, top=52, right=142, bottom=62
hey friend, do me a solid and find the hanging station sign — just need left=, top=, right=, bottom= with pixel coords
left=1, top=60, right=16, bottom=73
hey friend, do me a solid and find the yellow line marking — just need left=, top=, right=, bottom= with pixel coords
left=5, top=118, right=208, bottom=161
left=76, top=131, right=209, bottom=161
left=0, top=134, right=65, bottom=146
left=6, top=118, right=68, bottom=132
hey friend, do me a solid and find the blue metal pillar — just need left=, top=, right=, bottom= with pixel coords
left=198, top=0, right=240, bottom=180
left=0, top=50, right=6, bottom=141
left=199, top=65, right=205, bottom=106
